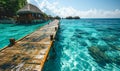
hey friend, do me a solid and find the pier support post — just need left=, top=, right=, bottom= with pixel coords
left=50, top=35, right=53, bottom=40
left=9, top=38, right=15, bottom=46
left=55, top=27, right=57, bottom=31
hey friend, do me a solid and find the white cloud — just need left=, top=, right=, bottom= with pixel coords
left=28, top=0, right=120, bottom=18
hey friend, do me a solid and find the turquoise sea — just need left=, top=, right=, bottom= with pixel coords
left=0, top=22, right=49, bottom=49
left=43, top=19, right=120, bottom=71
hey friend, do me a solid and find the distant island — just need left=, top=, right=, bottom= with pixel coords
left=65, top=16, right=80, bottom=19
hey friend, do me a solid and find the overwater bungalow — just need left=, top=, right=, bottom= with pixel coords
left=17, top=3, right=44, bottom=23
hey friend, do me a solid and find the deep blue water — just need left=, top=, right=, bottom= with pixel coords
left=0, top=22, right=49, bottom=49
left=43, top=19, right=120, bottom=71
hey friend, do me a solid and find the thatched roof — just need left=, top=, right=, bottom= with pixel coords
left=17, top=3, right=43, bottom=14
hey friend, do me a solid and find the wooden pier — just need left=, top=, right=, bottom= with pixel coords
left=0, top=20, right=59, bottom=71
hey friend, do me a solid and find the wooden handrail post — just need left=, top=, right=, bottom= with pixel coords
left=9, top=38, right=15, bottom=46
left=55, top=27, right=57, bottom=31
left=50, top=35, right=53, bottom=41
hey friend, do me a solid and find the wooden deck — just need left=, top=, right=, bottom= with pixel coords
left=0, top=20, right=59, bottom=71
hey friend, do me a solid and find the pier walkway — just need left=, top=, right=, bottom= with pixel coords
left=0, top=20, right=59, bottom=71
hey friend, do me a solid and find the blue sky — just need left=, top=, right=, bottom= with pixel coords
left=49, top=0, right=120, bottom=10
left=27, top=0, right=120, bottom=18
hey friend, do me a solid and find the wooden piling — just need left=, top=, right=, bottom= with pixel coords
left=9, top=38, right=15, bottom=46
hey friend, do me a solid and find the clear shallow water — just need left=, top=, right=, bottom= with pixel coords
left=43, top=19, right=120, bottom=71
left=0, top=22, right=49, bottom=49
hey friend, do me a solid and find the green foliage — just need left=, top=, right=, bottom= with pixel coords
left=41, top=13, right=50, bottom=20
left=54, top=16, right=61, bottom=19
left=66, top=16, right=73, bottom=19
left=0, top=0, right=27, bottom=18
